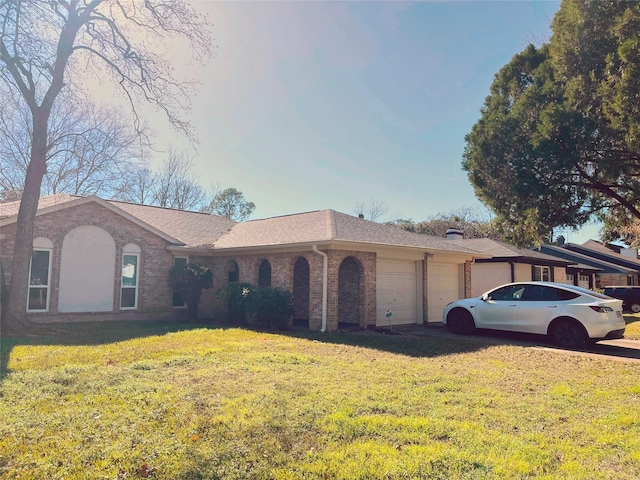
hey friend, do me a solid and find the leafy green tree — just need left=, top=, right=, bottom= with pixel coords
left=168, top=263, right=213, bottom=320
left=463, top=1, right=640, bottom=247
left=204, top=188, right=256, bottom=221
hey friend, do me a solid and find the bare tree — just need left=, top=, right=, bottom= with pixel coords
left=0, top=88, right=146, bottom=199
left=112, top=166, right=158, bottom=206
left=353, top=199, right=388, bottom=222
left=152, top=151, right=208, bottom=211
left=0, top=0, right=212, bottom=332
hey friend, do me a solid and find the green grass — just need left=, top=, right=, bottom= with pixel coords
left=1, top=321, right=640, bottom=479
left=624, top=313, right=640, bottom=339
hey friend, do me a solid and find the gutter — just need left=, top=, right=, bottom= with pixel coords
left=312, top=244, right=328, bottom=333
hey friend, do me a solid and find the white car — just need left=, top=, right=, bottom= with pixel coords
left=443, top=282, right=626, bottom=348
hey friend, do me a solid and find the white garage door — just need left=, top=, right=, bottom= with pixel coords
left=376, top=259, right=420, bottom=326
left=427, top=262, right=461, bottom=322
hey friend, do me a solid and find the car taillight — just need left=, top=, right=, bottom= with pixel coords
left=590, top=306, right=613, bottom=313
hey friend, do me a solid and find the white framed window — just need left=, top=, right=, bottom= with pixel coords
left=566, top=274, right=574, bottom=284
left=27, top=237, right=53, bottom=312
left=172, top=256, right=189, bottom=308
left=579, top=274, right=589, bottom=283
left=120, top=244, right=141, bottom=309
left=533, top=265, right=551, bottom=282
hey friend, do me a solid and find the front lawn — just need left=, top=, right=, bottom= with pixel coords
left=624, top=312, right=640, bottom=339
left=1, top=321, right=639, bottom=479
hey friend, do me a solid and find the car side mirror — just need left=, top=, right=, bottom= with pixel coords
left=481, top=294, right=490, bottom=301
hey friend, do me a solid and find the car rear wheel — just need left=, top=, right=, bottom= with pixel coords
left=631, top=303, right=640, bottom=313
left=549, top=319, right=587, bottom=349
left=446, top=309, right=475, bottom=335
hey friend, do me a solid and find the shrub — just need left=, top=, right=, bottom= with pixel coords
left=219, top=282, right=255, bottom=323
left=220, top=283, right=293, bottom=329
left=168, top=263, right=213, bottom=320
left=254, top=286, right=294, bottom=329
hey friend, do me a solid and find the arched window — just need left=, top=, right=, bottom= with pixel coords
left=27, top=237, right=53, bottom=312
left=258, top=259, right=271, bottom=287
left=293, top=256, right=310, bottom=326
left=121, top=243, right=141, bottom=309
left=228, top=260, right=240, bottom=283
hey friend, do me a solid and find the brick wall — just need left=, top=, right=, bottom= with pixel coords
left=0, top=202, right=183, bottom=322
left=1, top=204, right=426, bottom=331
left=597, top=273, right=631, bottom=289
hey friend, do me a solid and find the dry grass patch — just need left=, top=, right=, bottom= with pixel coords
left=1, top=322, right=639, bottom=479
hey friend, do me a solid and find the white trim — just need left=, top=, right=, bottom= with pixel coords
left=27, top=246, right=52, bottom=313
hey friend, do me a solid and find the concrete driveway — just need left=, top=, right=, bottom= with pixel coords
left=396, top=323, right=640, bottom=363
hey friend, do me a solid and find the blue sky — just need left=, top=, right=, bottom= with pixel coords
left=160, top=1, right=598, bottom=242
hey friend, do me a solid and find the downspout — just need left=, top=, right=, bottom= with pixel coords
left=510, top=262, right=515, bottom=283
left=312, top=245, right=328, bottom=333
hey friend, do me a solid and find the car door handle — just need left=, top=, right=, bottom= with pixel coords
left=547, top=306, right=557, bottom=308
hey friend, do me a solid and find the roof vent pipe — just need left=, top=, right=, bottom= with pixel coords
left=445, top=228, right=464, bottom=240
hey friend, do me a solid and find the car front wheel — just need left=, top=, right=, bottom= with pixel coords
left=446, top=309, right=475, bottom=335
left=549, top=319, right=587, bottom=349
left=631, top=303, right=640, bottom=313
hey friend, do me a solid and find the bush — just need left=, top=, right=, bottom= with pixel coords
left=220, top=283, right=293, bottom=329
left=254, top=286, right=294, bottom=329
left=219, top=282, right=254, bottom=323
left=168, top=263, right=213, bottom=320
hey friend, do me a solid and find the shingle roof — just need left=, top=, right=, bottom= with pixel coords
left=452, top=238, right=570, bottom=264
left=563, top=242, right=640, bottom=272
left=0, top=194, right=236, bottom=248
left=108, top=200, right=236, bottom=248
left=536, top=245, right=605, bottom=272
left=214, top=210, right=482, bottom=254
left=0, top=193, right=78, bottom=219
left=1, top=195, right=482, bottom=255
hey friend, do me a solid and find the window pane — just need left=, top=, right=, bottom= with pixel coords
left=28, top=287, right=48, bottom=310
left=490, top=285, right=525, bottom=301
left=121, top=287, right=136, bottom=308
left=30, top=250, right=50, bottom=286
left=122, top=255, right=138, bottom=287
left=173, top=291, right=185, bottom=307
left=175, top=257, right=188, bottom=266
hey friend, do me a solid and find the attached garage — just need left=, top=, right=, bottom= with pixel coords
left=427, top=262, right=462, bottom=322
left=376, top=259, right=422, bottom=326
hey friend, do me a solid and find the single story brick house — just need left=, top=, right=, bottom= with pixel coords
left=0, top=194, right=487, bottom=331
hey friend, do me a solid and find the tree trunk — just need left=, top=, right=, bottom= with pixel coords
left=3, top=110, right=49, bottom=334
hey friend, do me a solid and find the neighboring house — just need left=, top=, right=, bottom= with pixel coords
left=0, top=194, right=486, bottom=330
left=558, top=240, right=640, bottom=288
left=444, top=229, right=574, bottom=297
